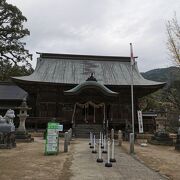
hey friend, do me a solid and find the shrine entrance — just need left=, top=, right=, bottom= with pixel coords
left=72, top=101, right=105, bottom=125
left=64, top=74, right=119, bottom=137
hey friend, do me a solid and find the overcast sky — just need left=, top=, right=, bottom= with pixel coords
left=7, top=0, right=180, bottom=72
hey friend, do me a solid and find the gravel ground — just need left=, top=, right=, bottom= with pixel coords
left=0, top=137, right=73, bottom=180
left=0, top=137, right=178, bottom=180
left=70, top=139, right=166, bottom=180
left=122, top=142, right=180, bottom=180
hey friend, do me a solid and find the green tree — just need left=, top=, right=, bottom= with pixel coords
left=0, top=61, right=33, bottom=81
left=166, top=80, right=180, bottom=111
left=0, top=0, right=32, bottom=81
left=166, top=13, right=180, bottom=67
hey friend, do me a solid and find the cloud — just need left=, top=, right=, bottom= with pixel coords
left=7, top=0, right=180, bottom=71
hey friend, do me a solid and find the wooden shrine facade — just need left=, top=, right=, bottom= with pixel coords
left=12, top=53, right=165, bottom=133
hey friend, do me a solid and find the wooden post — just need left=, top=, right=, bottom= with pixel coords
left=35, top=88, right=40, bottom=132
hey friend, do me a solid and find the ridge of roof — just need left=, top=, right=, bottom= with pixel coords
left=64, top=81, right=118, bottom=96
left=37, top=52, right=132, bottom=62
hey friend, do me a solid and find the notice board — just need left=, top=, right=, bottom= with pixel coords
left=45, top=122, right=59, bottom=155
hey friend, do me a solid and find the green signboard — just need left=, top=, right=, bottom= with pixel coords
left=45, top=122, right=59, bottom=155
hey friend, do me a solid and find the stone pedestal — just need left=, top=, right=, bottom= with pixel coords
left=17, top=115, right=26, bottom=132
left=149, top=131, right=173, bottom=146
left=15, top=131, right=33, bottom=142
left=0, top=132, right=16, bottom=149
left=0, top=110, right=16, bottom=149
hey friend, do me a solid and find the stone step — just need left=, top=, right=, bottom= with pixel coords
left=75, top=127, right=102, bottom=131
left=75, top=124, right=103, bottom=138
left=75, top=132, right=101, bottom=138
left=75, top=124, right=102, bottom=126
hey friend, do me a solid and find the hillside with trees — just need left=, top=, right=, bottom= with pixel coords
left=141, top=66, right=180, bottom=130
left=141, top=66, right=180, bottom=110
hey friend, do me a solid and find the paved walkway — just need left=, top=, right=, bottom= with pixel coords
left=70, top=139, right=167, bottom=180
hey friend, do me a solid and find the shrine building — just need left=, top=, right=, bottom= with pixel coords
left=12, top=53, right=165, bottom=137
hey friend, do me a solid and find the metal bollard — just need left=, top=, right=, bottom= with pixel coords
left=118, top=130, right=122, bottom=146
left=101, top=133, right=104, bottom=148
left=105, top=141, right=112, bottom=167
left=64, top=132, right=68, bottom=152
left=102, top=135, right=107, bottom=153
left=90, top=132, right=94, bottom=148
left=99, top=132, right=102, bottom=145
left=89, top=132, right=92, bottom=145
left=110, top=139, right=116, bottom=162
left=111, top=128, right=114, bottom=140
left=92, top=135, right=97, bottom=153
left=130, top=133, right=134, bottom=154
left=97, top=139, right=103, bottom=163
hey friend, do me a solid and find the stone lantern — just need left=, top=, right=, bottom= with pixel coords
left=17, top=99, right=31, bottom=132
left=16, top=99, right=33, bottom=142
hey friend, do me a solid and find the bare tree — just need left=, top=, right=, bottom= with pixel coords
left=166, top=13, right=180, bottom=67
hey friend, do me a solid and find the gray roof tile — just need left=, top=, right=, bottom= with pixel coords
left=0, top=83, right=27, bottom=100
left=12, top=53, right=165, bottom=86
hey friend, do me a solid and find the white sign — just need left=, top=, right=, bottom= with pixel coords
left=46, top=143, right=58, bottom=152
left=137, top=110, right=143, bottom=133
left=47, top=135, right=58, bottom=143
left=58, top=125, right=63, bottom=131
left=45, top=122, right=59, bottom=155
left=47, top=129, right=58, bottom=135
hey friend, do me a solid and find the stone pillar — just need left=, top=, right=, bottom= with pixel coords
left=69, top=128, right=72, bottom=140
left=67, top=130, right=71, bottom=145
left=130, top=133, right=134, bottom=154
left=18, top=116, right=27, bottom=132
left=64, top=132, right=68, bottom=152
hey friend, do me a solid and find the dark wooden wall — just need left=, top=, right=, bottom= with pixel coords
left=23, top=83, right=141, bottom=131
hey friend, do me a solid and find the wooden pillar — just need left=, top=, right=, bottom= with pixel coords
left=103, top=103, right=106, bottom=133
left=55, top=88, right=59, bottom=118
left=35, top=88, right=40, bottom=131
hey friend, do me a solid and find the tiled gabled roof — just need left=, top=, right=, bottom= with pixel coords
left=12, top=53, right=165, bottom=87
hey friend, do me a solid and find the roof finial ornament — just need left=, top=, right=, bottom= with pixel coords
left=86, top=73, right=97, bottom=82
